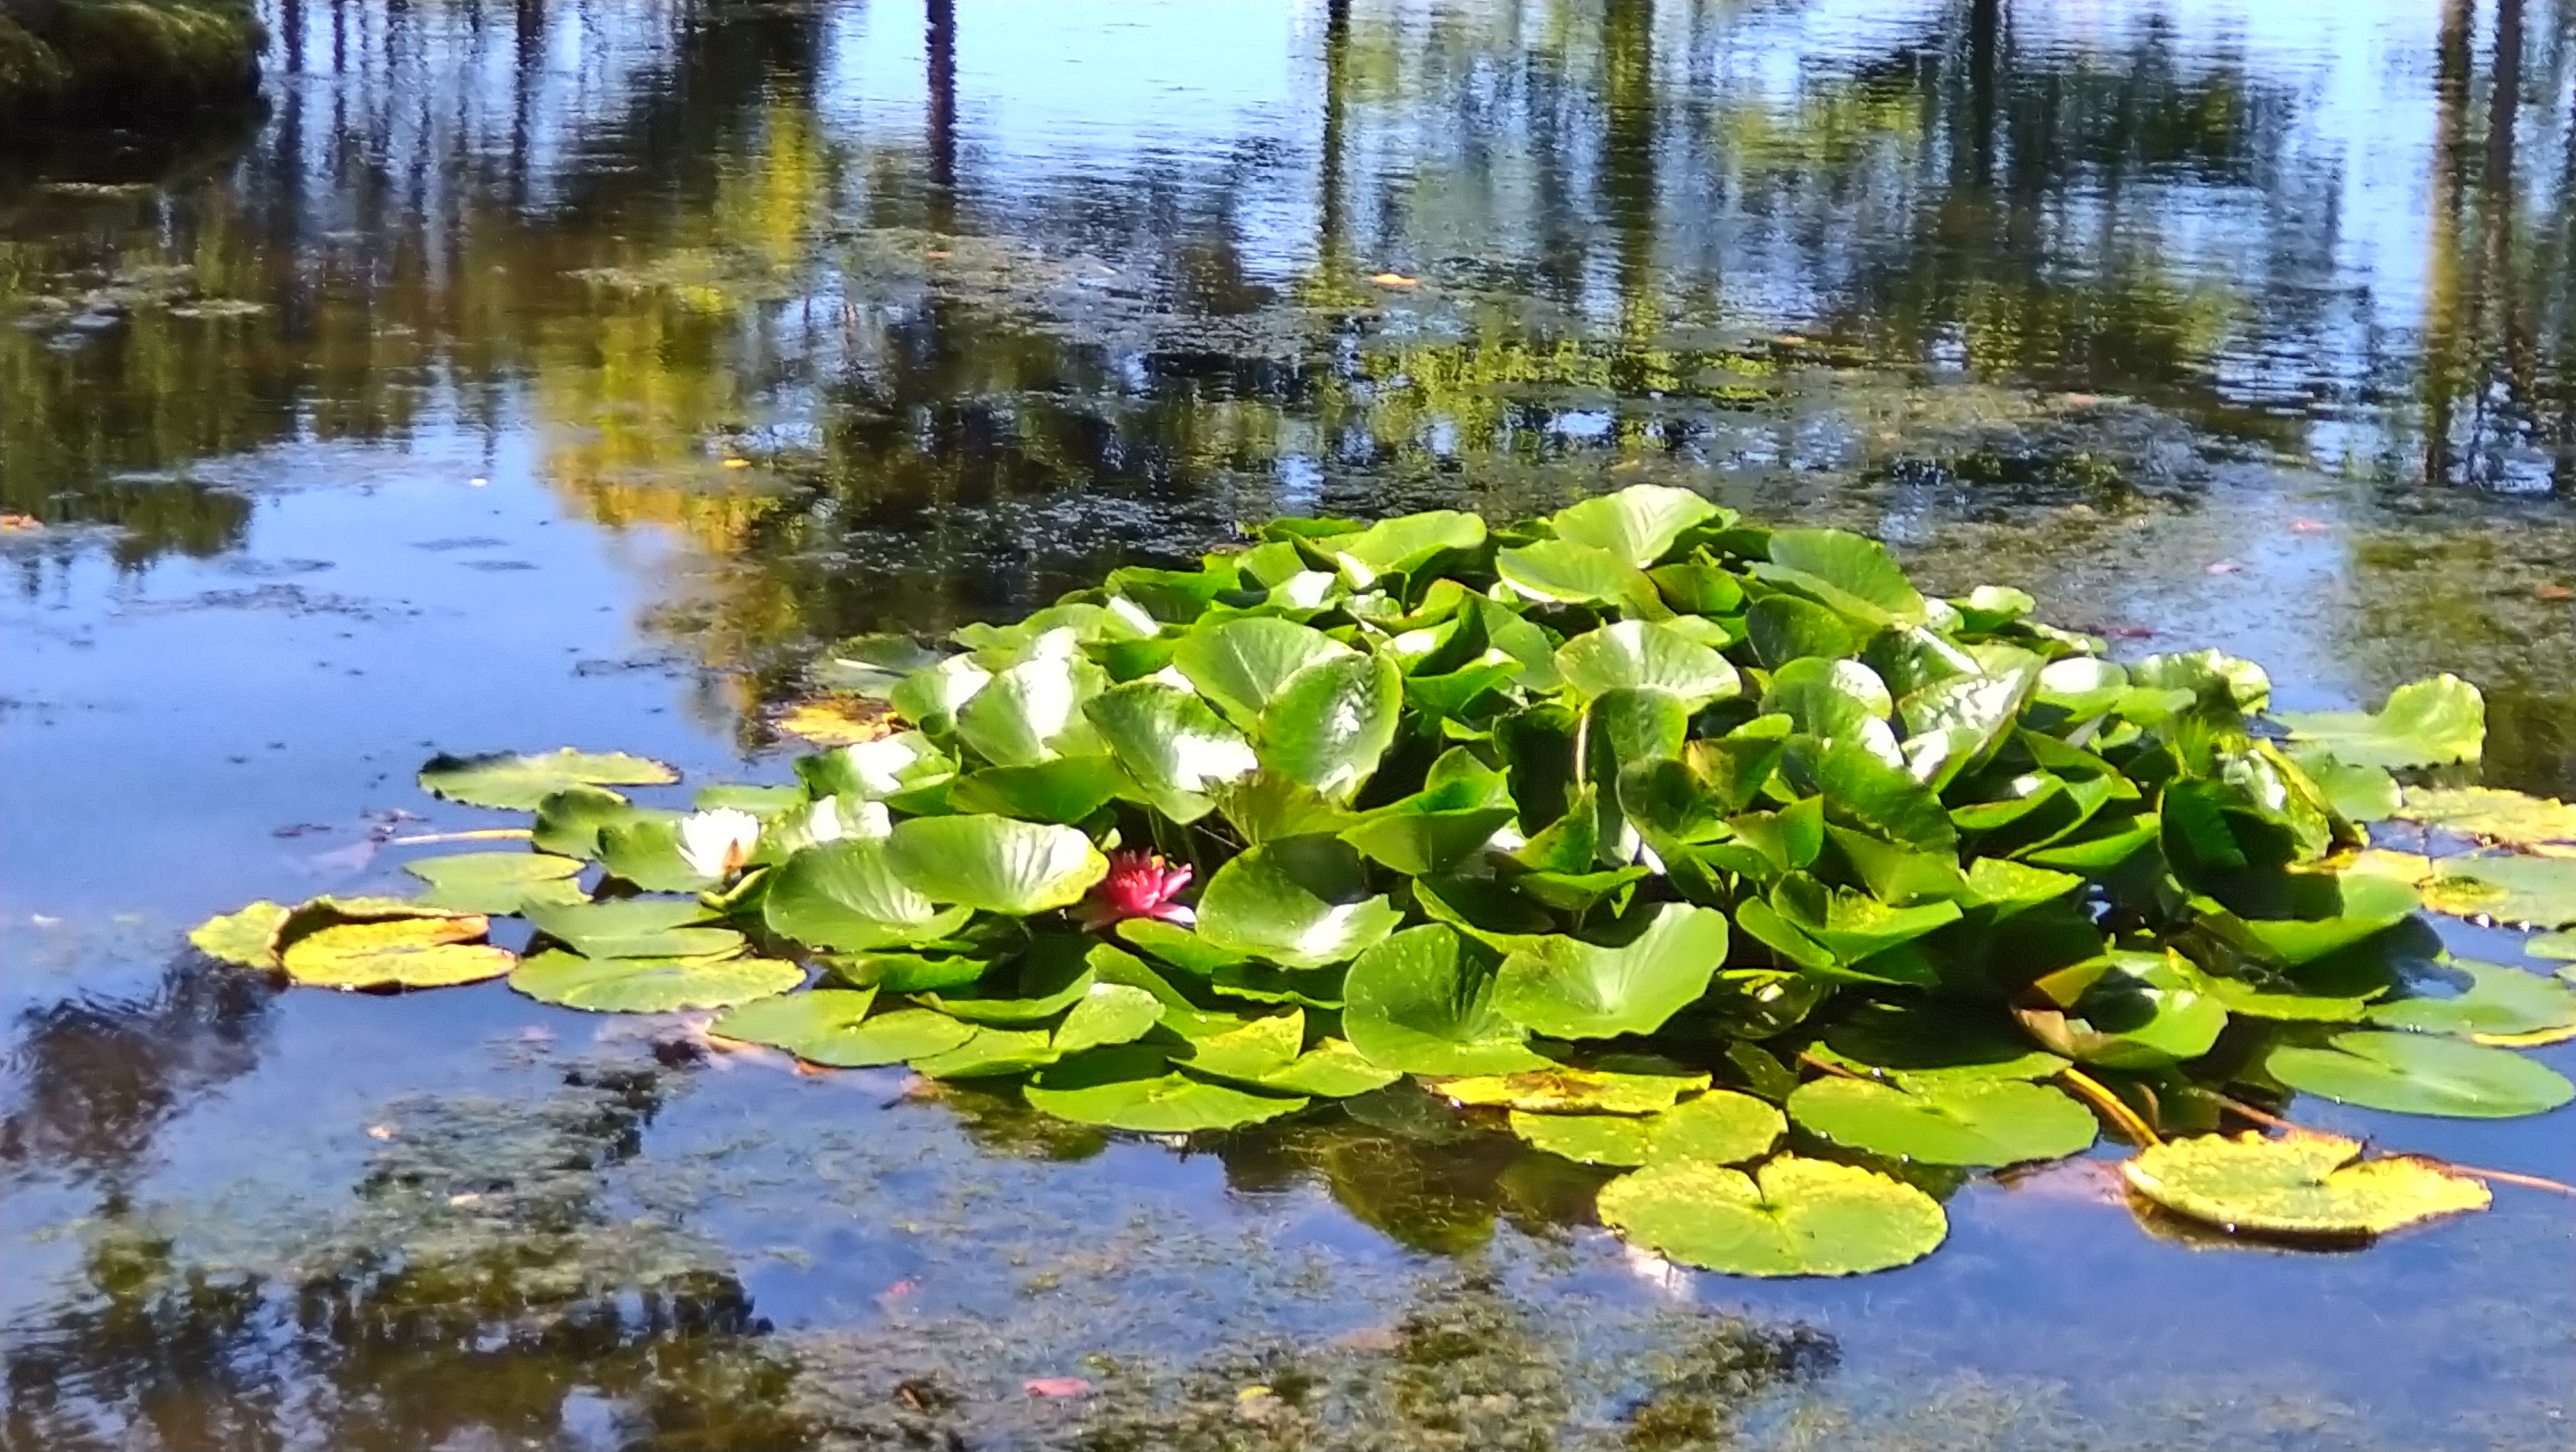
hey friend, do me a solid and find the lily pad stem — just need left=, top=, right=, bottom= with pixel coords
left=390, top=828, right=536, bottom=846
left=2419, top=1161, right=2576, bottom=1197
left=2057, top=1066, right=2159, bottom=1146
left=1796, top=1050, right=1871, bottom=1082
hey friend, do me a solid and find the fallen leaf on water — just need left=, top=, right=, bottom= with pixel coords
left=448, top=1193, right=482, bottom=1207
left=926, top=250, right=952, bottom=259
left=0, top=513, right=40, bottom=531
left=2206, top=560, right=2245, bottom=575
left=2290, top=518, right=2329, bottom=533
left=722, top=458, right=752, bottom=469
left=2538, top=583, right=2574, bottom=602
left=1368, top=272, right=1418, bottom=287
left=366, top=1124, right=397, bottom=1140
left=1024, top=1378, right=1092, bottom=1398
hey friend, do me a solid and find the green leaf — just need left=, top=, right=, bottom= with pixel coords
left=1434, top=1061, right=1711, bottom=1115
left=189, top=901, right=291, bottom=968
left=1762, top=658, right=1893, bottom=738
left=885, top=815, right=1108, bottom=915
left=1258, top=652, right=1402, bottom=798
left=717, top=994, right=974, bottom=1064
left=2529, top=931, right=2576, bottom=962
left=953, top=653, right=1107, bottom=766
left=2016, top=952, right=2227, bottom=1070
left=1342, top=805, right=1516, bottom=877
left=2267, top=1030, right=2575, bottom=1118
left=2421, top=854, right=2576, bottom=928
left=1052, top=984, right=1166, bottom=1054
left=1798, top=736, right=1958, bottom=853
left=2128, top=650, right=2271, bottom=715
left=279, top=915, right=514, bottom=991
left=402, top=852, right=586, bottom=914
left=920, top=941, right=1098, bottom=1024
left=1752, top=530, right=1926, bottom=627
left=1768, top=875, right=1962, bottom=968
left=1508, top=1112, right=1652, bottom=1166
left=525, top=898, right=742, bottom=959
left=1547, top=485, right=1719, bottom=567
left=1818, top=999, right=2069, bottom=1081
left=1492, top=904, right=1731, bottom=1039
left=799, top=732, right=956, bottom=803
left=1494, top=538, right=1652, bottom=606
left=2292, top=753, right=2402, bottom=824
left=1745, top=595, right=1860, bottom=668
left=1786, top=1077, right=2096, bottom=1167
left=1326, top=509, right=1487, bottom=575
left=2395, top=787, right=2576, bottom=851
left=1085, top=681, right=1259, bottom=823
left=1598, top=1157, right=1947, bottom=1277
left=909, top=1026, right=1061, bottom=1079
left=1174, top=617, right=1353, bottom=725
left=826, top=950, right=990, bottom=994
left=418, top=748, right=677, bottom=810
left=1252, top=1039, right=1402, bottom=1097
left=1644, top=1091, right=1786, bottom=1166
left=1553, top=620, right=1742, bottom=712
left=509, top=950, right=802, bottom=1012
left=813, top=633, right=951, bottom=695
left=595, top=816, right=720, bottom=893
left=2364, top=962, right=2576, bottom=1038
left=2274, top=675, right=2485, bottom=769
left=1196, top=837, right=1404, bottom=969
left=765, top=839, right=974, bottom=952
left=1172, top=1010, right=1307, bottom=1082
left=531, top=785, right=645, bottom=858
left=1024, top=1046, right=1308, bottom=1131
left=1209, top=771, right=1361, bottom=844
left=949, top=755, right=1130, bottom=824
left=2122, top=1132, right=2490, bottom=1236
left=1342, top=924, right=1549, bottom=1074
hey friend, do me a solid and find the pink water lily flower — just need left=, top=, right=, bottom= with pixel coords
left=1080, top=850, right=1195, bottom=930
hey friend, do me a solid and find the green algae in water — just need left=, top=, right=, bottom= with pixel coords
left=192, top=488, right=2576, bottom=1275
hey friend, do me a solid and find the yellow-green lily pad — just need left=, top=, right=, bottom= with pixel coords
left=279, top=915, right=514, bottom=991
left=420, top=748, right=678, bottom=810
left=188, top=900, right=291, bottom=968
left=1598, top=1155, right=1947, bottom=1277
left=2121, top=1132, right=2489, bottom=1236
left=2395, top=787, right=2576, bottom=852
left=1434, top=1060, right=1711, bottom=1115
left=509, top=950, right=802, bottom=1012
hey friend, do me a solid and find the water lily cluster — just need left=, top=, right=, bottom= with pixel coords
left=194, top=486, right=2576, bottom=1276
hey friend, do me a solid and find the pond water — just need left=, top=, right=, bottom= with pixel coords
left=3, top=1, right=2572, bottom=1448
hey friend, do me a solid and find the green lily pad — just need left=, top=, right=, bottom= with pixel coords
left=1818, top=1000, right=2069, bottom=1081
left=885, top=814, right=1108, bottom=916
left=2274, top=675, right=2485, bottom=770
left=403, top=851, right=587, bottom=913
left=1553, top=620, right=1742, bottom=712
left=1084, top=682, right=1259, bottom=823
left=1172, top=1010, right=1306, bottom=1081
left=2016, top=952, right=2228, bottom=1069
left=1434, top=1062, right=1711, bottom=1115
left=1342, top=924, right=1549, bottom=1075
left=1024, top=1046, right=1308, bottom=1131
left=1259, top=653, right=1402, bottom=798
left=419, top=748, right=677, bottom=810
left=1492, top=904, right=1730, bottom=1039
left=1052, top=984, right=1167, bottom=1054
left=2529, top=931, right=2576, bottom=962
left=1494, top=538, right=1651, bottom=606
left=509, top=950, right=802, bottom=1012
left=595, top=816, right=722, bottom=893
left=1598, top=1156, right=1947, bottom=1277
left=2422, top=854, right=2576, bottom=928
left=2267, top=1030, right=2574, bottom=1118
left=1324, top=509, right=1487, bottom=575
left=708, top=991, right=974, bottom=1065
left=765, top=839, right=972, bottom=951
left=909, top=1026, right=1061, bottom=1078
left=2397, top=787, right=2576, bottom=851
left=189, top=900, right=291, bottom=968
left=921, top=941, right=1098, bottom=1024
left=1645, top=1091, right=1787, bottom=1166
left=1174, top=617, right=1353, bottom=725
left=951, top=755, right=1130, bottom=824
left=1251, top=1039, right=1402, bottom=1097
left=1508, top=1111, right=1652, bottom=1166
left=1547, top=485, right=1719, bottom=567
left=1195, top=836, right=1403, bottom=969
left=1342, top=805, right=1517, bottom=877
left=2202, top=976, right=2382, bottom=1023
left=1752, top=529, right=1926, bottom=627
left=1746, top=595, right=1861, bottom=667
left=278, top=914, right=513, bottom=991
left=2288, top=753, right=2401, bottom=824
left=1787, top=1076, right=2096, bottom=1167
left=530, top=785, right=648, bottom=858
left=524, top=898, right=742, bottom=960
left=953, top=654, right=1105, bottom=767
left=2365, top=962, right=2576, bottom=1038
left=2122, top=1132, right=2490, bottom=1236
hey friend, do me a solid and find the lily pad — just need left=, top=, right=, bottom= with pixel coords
left=2122, top=1132, right=2489, bottom=1236
left=909, top=1026, right=1062, bottom=1078
left=1195, top=836, right=1404, bottom=969
left=2267, top=1030, right=2574, bottom=1118
left=1495, top=538, right=1651, bottom=606
left=524, top=898, right=742, bottom=959
left=404, top=852, right=586, bottom=913
left=1024, top=1046, right=1308, bottom=1131
left=2395, top=787, right=2576, bottom=850
left=1259, top=653, right=1402, bottom=798
left=1645, top=1091, right=1787, bottom=1166
left=1597, top=1156, right=1947, bottom=1277
left=509, top=950, right=802, bottom=1012
left=1342, top=925, right=1549, bottom=1075
left=1084, top=682, right=1258, bottom=823
left=1553, top=620, right=1742, bottom=712
left=1819, top=999, right=2069, bottom=1081
left=885, top=815, right=1108, bottom=916
left=1786, top=1076, right=2097, bottom=1167
left=189, top=901, right=291, bottom=968
left=279, top=915, right=513, bottom=991
left=2365, top=962, right=2576, bottom=1038
left=1508, top=1111, right=1652, bottom=1166
left=2274, top=676, right=2485, bottom=770
left=1492, top=904, right=1730, bottom=1039
left=1434, top=1062, right=1710, bottom=1115
left=765, top=839, right=972, bottom=951
left=419, top=748, right=678, bottom=810
left=2420, top=854, right=2576, bottom=928
left=1753, top=529, right=1926, bottom=627
left=1251, top=1039, right=1402, bottom=1097
left=1547, top=485, right=1719, bottom=567
left=1052, top=984, right=1167, bottom=1054
left=1175, top=617, right=1353, bottom=725
left=709, top=991, right=975, bottom=1065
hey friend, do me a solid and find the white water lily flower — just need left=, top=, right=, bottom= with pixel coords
left=805, top=795, right=891, bottom=844
left=678, top=808, right=762, bottom=880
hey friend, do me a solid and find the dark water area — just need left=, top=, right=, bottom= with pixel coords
left=3, top=3, right=2573, bottom=1448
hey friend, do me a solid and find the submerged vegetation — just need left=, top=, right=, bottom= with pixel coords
left=192, top=486, right=2576, bottom=1276
left=0, top=1, right=262, bottom=119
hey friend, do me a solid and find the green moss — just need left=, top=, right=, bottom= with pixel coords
left=0, top=0, right=262, bottom=119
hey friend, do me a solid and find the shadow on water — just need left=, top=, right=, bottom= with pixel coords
left=4, top=1, right=2575, bottom=1448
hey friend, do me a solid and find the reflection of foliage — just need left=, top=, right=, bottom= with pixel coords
left=0, top=959, right=270, bottom=1185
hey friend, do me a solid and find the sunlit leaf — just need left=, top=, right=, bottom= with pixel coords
left=1787, top=1076, right=2096, bottom=1167
left=1024, top=1046, right=1307, bottom=1131
left=2267, top=1030, right=2574, bottom=1118
left=1196, top=836, right=1403, bottom=969
left=2395, top=787, right=2576, bottom=852
left=765, top=839, right=974, bottom=951
left=402, top=852, right=586, bottom=914
left=279, top=913, right=512, bottom=991
left=2122, top=1132, right=2488, bottom=1236
left=1492, top=904, right=1731, bottom=1039
left=1547, top=485, right=1719, bottom=568
left=1553, top=619, right=1742, bottom=711
left=2274, top=675, right=2485, bottom=770
left=1598, top=1156, right=1947, bottom=1277
left=1434, top=1061, right=1710, bottom=1115
left=1342, top=924, right=1548, bottom=1075
left=419, top=748, right=677, bottom=810
left=189, top=901, right=291, bottom=968
left=885, top=815, right=1108, bottom=916
left=510, top=950, right=801, bottom=1012
left=525, top=898, right=741, bottom=959
left=2363, top=962, right=2576, bottom=1039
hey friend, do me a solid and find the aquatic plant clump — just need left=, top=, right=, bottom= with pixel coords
left=194, top=486, right=2576, bottom=1276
